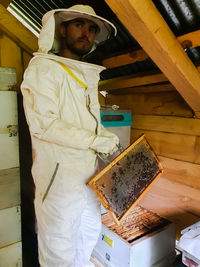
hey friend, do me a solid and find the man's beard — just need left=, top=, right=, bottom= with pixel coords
left=66, top=37, right=93, bottom=57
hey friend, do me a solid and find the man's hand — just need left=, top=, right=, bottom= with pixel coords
left=90, top=132, right=119, bottom=155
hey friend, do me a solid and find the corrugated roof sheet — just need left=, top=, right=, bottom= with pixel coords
left=153, top=0, right=200, bottom=35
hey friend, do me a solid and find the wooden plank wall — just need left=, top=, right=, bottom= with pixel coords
left=106, top=86, right=200, bottom=236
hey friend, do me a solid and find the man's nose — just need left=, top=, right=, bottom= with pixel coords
left=82, top=26, right=90, bottom=37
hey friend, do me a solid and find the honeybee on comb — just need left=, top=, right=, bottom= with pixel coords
left=88, top=134, right=163, bottom=225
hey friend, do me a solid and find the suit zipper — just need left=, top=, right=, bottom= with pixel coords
left=87, top=95, right=98, bottom=135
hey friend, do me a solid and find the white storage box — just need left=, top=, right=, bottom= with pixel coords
left=92, top=206, right=176, bottom=267
left=0, top=242, right=22, bottom=267
left=0, top=91, right=19, bottom=170
left=0, top=67, right=17, bottom=91
left=0, top=205, right=21, bottom=248
left=182, top=250, right=200, bottom=267
left=177, top=221, right=200, bottom=267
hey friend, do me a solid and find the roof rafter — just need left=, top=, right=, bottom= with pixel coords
left=0, top=4, right=38, bottom=55
left=1, top=0, right=12, bottom=8
left=99, top=73, right=167, bottom=91
left=103, top=30, right=200, bottom=69
left=105, top=0, right=200, bottom=116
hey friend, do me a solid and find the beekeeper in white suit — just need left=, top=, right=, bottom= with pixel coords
left=21, top=4, right=119, bottom=267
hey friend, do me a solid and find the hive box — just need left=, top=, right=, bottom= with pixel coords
left=92, top=206, right=176, bottom=267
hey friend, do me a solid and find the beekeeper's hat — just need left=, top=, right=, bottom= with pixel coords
left=42, top=4, right=117, bottom=46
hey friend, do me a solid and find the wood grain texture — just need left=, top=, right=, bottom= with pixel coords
left=131, top=129, right=200, bottom=164
left=178, top=30, right=200, bottom=49
left=102, top=30, right=200, bottom=69
left=132, top=115, right=200, bottom=136
left=139, top=175, right=200, bottom=236
left=159, top=156, right=200, bottom=190
left=99, top=73, right=168, bottom=91
left=106, top=83, right=175, bottom=95
left=106, top=91, right=193, bottom=117
left=1, top=0, right=12, bottom=8
left=0, top=35, right=23, bottom=88
left=0, top=4, right=38, bottom=54
left=103, top=50, right=149, bottom=68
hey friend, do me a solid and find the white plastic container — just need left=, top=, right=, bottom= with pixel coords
left=0, top=68, right=22, bottom=265
left=93, top=216, right=176, bottom=267
left=182, top=250, right=200, bottom=267
left=178, top=221, right=200, bottom=266
left=0, top=206, right=21, bottom=248
left=0, top=241, right=22, bottom=267
left=0, top=91, right=19, bottom=169
left=0, top=67, right=17, bottom=91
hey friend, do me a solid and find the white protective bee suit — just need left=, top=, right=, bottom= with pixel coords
left=21, top=5, right=119, bottom=267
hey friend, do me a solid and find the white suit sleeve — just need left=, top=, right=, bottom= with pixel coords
left=90, top=123, right=119, bottom=154
left=21, top=60, right=95, bottom=150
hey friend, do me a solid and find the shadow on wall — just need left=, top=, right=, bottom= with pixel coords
left=18, top=93, right=39, bottom=267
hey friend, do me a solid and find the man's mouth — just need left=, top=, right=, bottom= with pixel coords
left=78, top=37, right=90, bottom=44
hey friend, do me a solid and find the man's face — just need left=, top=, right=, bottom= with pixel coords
left=61, top=18, right=99, bottom=57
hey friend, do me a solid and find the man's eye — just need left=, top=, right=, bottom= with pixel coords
left=76, top=22, right=83, bottom=27
left=90, top=26, right=97, bottom=34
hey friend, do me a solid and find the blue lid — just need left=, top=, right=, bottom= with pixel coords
left=100, top=112, right=132, bottom=127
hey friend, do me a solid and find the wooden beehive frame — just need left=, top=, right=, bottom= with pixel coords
left=88, top=134, right=163, bottom=225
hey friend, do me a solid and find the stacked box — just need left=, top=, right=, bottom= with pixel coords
left=0, top=68, right=22, bottom=266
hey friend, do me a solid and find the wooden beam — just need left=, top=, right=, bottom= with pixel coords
left=106, top=91, right=193, bottom=117
left=107, top=83, right=175, bottom=94
left=103, top=30, right=200, bottom=69
left=132, top=115, right=200, bottom=136
left=100, top=66, right=200, bottom=96
left=159, top=156, right=200, bottom=191
left=178, top=30, right=200, bottom=49
left=99, top=66, right=200, bottom=93
left=99, top=73, right=168, bottom=91
left=105, top=0, right=200, bottom=113
left=103, top=50, right=148, bottom=68
left=131, top=129, right=200, bottom=164
left=1, top=0, right=12, bottom=8
left=0, top=4, right=38, bottom=54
